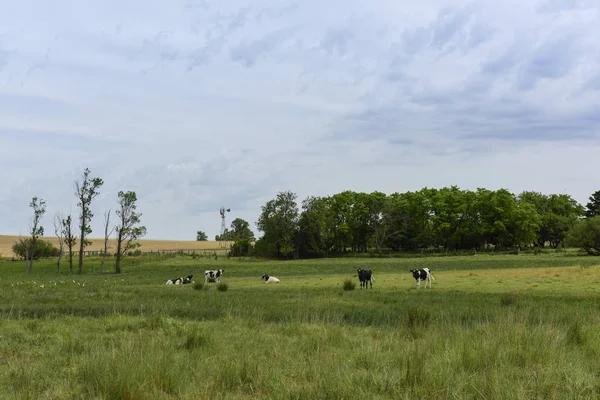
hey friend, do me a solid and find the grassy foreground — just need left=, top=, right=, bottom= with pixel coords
left=1, top=254, right=600, bottom=399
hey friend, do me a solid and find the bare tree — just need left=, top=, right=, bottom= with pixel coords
left=26, top=197, right=46, bottom=273
left=114, top=191, right=147, bottom=274
left=75, top=167, right=104, bottom=274
left=100, top=209, right=115, bottom=273
left=54, top=213, right=65, bottom=274
left=62, top=212, right=77, bottom=274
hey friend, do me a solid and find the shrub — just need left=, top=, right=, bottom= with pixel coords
left=229, top=238, right=253, bottom=257
left=193, top=281, right=205, bottom=291
left=216, top=282, right=229, bottom=292
left=12, top=238, right=60, bottom=260
left=343, top=279, right=356, bottom=291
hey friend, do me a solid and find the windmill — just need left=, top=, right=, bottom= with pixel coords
left=219, top=207, right=230, bottom=248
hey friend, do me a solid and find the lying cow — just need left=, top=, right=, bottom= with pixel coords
left=261, top=274, right=280, bottom=283
left=204, top=269, right=224, bottom=284
left=410, top=268, right=434, bottom=289
left=166, top=275, right=193, bottom=285
left=357, top=269, right=374, bottom=289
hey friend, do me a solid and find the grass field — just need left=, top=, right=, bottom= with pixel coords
left=0, top=235, right=230, bottom=258
left=1, top=253, right=600, bottom=399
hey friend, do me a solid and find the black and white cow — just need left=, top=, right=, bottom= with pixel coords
left=357, top=269, right=374, bottom=289
left=166, top=274, right=193, bottom=285
left=204, top=269, right=224, bottom=284
left=261, top=274, right=280, bottom=283
left=410, top=268, right=434, bottom=289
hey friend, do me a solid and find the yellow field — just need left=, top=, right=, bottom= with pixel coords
left=0, top=235, right=230, bottom=257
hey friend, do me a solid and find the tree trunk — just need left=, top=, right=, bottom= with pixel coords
left=69, top=248, right=73, bottom=274
left=115, top=231, right=122, bottom=274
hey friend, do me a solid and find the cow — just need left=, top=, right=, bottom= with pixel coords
left=204, top=269, right=224, bottom=284
left=357, top=269, right=374, bottom=289
left=261, top=274, right=280, bottom=283
left=410, top=268, right=435, bottom=289
left=166, top=275, right=193, bottom=285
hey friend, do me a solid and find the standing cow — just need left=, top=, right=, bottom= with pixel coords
left=204, top=269, right=224, bottom=284
left=410, top=268, right=435, bottom=289
left=357, top=269, right=374, bottom=289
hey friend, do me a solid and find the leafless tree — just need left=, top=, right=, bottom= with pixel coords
left=100, top=209, right=115, bottom=273
left=54, top=213, right=65, bottom=274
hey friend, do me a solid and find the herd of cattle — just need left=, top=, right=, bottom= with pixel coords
left=166, top=267, right=435, bottom=289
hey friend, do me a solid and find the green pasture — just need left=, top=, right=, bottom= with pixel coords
left=1, top=253, right=600, bottom=399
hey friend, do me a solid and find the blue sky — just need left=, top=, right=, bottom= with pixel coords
left=1, top=0, right=599, bottom=240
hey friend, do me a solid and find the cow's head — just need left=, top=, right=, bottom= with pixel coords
left=262, top=274, right=269, bottom=281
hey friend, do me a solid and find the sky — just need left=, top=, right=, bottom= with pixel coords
left=1, top=0, right=599, bottom=241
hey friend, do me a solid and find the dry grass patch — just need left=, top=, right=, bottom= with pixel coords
left=0, top=235, right=228, bottom=257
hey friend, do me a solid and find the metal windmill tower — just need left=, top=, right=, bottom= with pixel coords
left=219, top=207, right=230, bottom=248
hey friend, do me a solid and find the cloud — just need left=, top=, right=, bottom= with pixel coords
left=0, top=0, right=599, bottom=240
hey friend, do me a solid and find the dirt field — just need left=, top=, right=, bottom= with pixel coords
left=0, top=235, right=229, bottom=257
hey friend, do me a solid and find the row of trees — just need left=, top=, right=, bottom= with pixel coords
left=252, top=186, right=600, bottom=259
left=20, top=167, right=147, bottom=274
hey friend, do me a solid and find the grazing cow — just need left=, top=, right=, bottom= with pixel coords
left=357, top=269, right=374, bottom=289
left=166, top=275, right=193, bottom=285
left=204, top=269, right=224, bottom=284
left=410, top=268, right=435, bottom=289
left=261, top=274, right=280, bottom=283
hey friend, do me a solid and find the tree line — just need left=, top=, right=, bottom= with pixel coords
left=16, top=167, right=147, bottom=274
left=251, top=186, right=600, bottom=259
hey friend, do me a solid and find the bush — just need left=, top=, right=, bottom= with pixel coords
left=216, top=282, right=229, bottom=292
left=229, top=238, right=252, bottom=257
left=12, top=238, right=60, bottom=260
left=343, top=279, right=356, bottom=291
left=193, top=281, right=205, bottom=291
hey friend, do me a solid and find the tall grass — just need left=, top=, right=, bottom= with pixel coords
left=1, top=254, right=600, bottom=398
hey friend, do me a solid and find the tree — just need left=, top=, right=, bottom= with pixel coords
left=566, top=216, right=600, bottom=255
left=228, top=218, right=255, bottom=241
left=114, top=191, right=147, bottom=274
left=101, top=209, right=115, bottom=273
left=196, top=231, right=208, bottom=241
left=215, top=218, right=256, bottom=241
left=53, top=213, right=65, bottom=273
left=62, top=213, right=77, bottom=274
left=256, top=190, right=299, bottom=259
left=75, top=167, right=104, bottom=274
left=585, top=190, right=600, bottom=218
left=25, top=197, right=46, bottom=272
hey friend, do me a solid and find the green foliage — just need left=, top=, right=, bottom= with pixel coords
left=216, top=281, right=228, bottom=291
left=12, top=238, right=60, bottom=260
left=216, top=218, right=256, bottom=241
left=114, top=191, right=147, bottom=273
left=255, top=187, right=592, bottom=259
left=566, top=217, right=600, bottom=255
left=256, top=190, right=299, bottom=259
left=75, top=167, right=104, bottom=274
left=342, top=279, right=356, bottom=291
left=196, top=231, right=208, bottom=241
left=25, top=196, right=46, bottom=272
left=229, top=238, right=252, bottom=257
left=193, top=281, right=205, bottom=291
left=585, top=190, right=600, bottom=218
